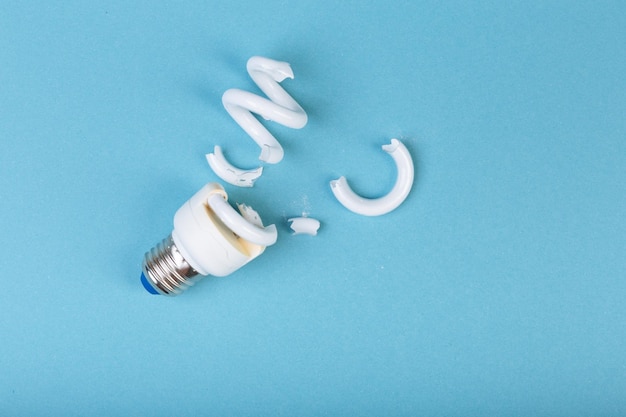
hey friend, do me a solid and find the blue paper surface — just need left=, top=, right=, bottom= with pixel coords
left=1, top=1, right=625, bottom=415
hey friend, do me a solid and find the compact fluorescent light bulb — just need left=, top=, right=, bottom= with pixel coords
left=140, top=182, right=277, bottom=296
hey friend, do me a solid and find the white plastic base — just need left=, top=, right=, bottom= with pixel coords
left=171, top=183, right=273, bottom=277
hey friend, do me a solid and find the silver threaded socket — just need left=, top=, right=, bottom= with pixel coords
left=142, top=234, right=202, bottom=296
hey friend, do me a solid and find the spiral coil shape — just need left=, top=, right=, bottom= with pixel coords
left=207, top=56, right=308, bottom=186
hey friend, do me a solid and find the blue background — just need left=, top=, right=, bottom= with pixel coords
left=1, top=1, right=625, bottom=415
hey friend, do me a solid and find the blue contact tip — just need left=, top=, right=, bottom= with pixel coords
left=141, top=271, right=160, bottom=295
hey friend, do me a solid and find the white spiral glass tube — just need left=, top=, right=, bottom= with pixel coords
left=207, top=56, right=308, bottom=186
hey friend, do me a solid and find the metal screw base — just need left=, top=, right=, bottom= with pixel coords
left=142, top=234, right=202, bottom=296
